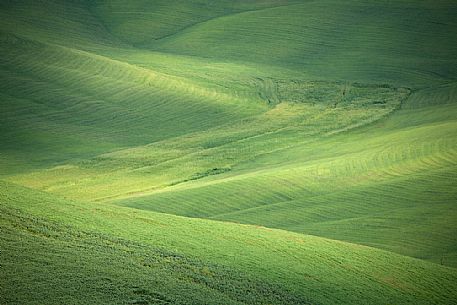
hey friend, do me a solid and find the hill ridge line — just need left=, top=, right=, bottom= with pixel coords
left=148, top=2, right=305, bottom=47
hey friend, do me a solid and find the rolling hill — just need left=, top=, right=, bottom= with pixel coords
left=1, top=0, right=457, bottom=304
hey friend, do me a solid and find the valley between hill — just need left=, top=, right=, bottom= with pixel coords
left=1, top=1, right=457, bottom=304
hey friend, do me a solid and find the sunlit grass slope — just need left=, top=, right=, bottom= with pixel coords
left=10, top=82, right=408, bottom=200
left=112, top=83, right=457, bottom=266
left=0, top=32, right=264, bottom=174
left=2, top=181, right=457, bottom=305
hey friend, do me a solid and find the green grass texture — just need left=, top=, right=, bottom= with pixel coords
left=1, top=0, right=457, bottom=304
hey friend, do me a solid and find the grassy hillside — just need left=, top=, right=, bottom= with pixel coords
left=113, top=90, right=457, bottom=266
left=0, top=31, right=264, bottom=174
left=90, top=0, right=301, bottom=46
left=9, top=81, right=408, bottom=200
left=1, top=0, right=457, bottom=304
left=151, top=0, right=457, bottom=86
left=2, top=181, right=457, bottom=305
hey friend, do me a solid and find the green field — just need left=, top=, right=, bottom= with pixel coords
left=1, top=0, right=457, bottom=304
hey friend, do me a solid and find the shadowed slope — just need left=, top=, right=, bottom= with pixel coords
left=90, top=0, right=301, bottom=46
left=0, top=0, right=119, bottom=48
left=152, top=0, right=457, bottom=86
